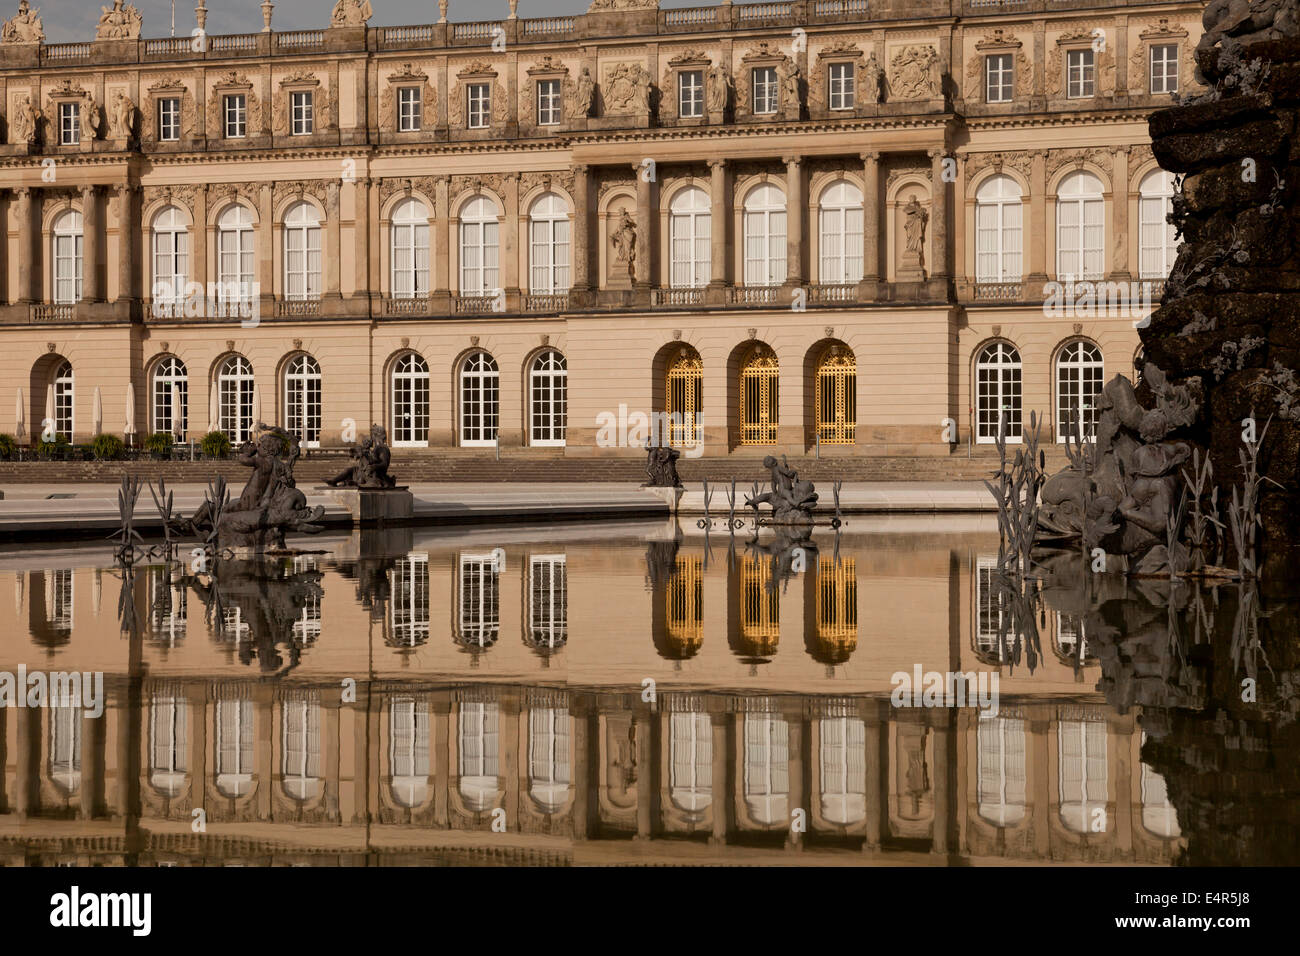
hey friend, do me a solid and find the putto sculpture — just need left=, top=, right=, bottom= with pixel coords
left=181, top=423, right=325, bottom=551
left=746, top=455, right=818, bottom=525
left=326, top=423, right=398, bottom=489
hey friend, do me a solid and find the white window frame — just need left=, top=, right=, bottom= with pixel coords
left=458, top=196, right=500, bottom=297
left=1055, top=340, right=1103, bottom=443
left=528, top=193, right=570, bottom=295
left=459, top=352, right=500, bottom=447
left=529, top=350, right=567, bottom=447
left=284, top=353, right=322, bottom=447
left=752, top=66, right=778, bottom=114
left=158, top=97, right=181, bottom=141
left=975, top=341, right=1022, bottom=444
left=217, top=354, right=255, bottom=444
left=986, top=53, right=1013, bottom=103
left=1055, top=171, right=1105, bottom=281
left=669, top=186, right=711, bottom=289
left=818, top=180, right=864, bottom=284
left=679, top=70, right=704, bottom=118
left=743, top=183, right=787, bottom=286
left=390, top=198, right=430, bottom=299
left=457, top=554, right=500, bottom=648
left=215, top=697, right=254, bottom=798
left=974, top=174, right=1023, bottom=283
left=52, top=360, right=74, bottom=442
left=217, top=203, right=255, bottom=307
left=151, top=205, right=189, bottom=311
left=52, top=210, right=84, bottom=305
left=390, top=352, right=429, bottom=448
left=526, top=554, right=567, bottom=648
left=388, top=552, right=430, bottom=646
left=290, top=90, right=314, bottom=135
left=397, top=85, right=421, bottom=131
left=224, top=93, right=247, bottom=138
left=1149, top=43, right=1179, bottom=95
left=58, top=102, right=80, bottom=145
left=1066, top=48, right=1095, bottom=98
left=282, top=201, right=322, bottom=301
left=467, top=82, right=491, bottom=129
left=828, top=62, right=856, bottom=111
left=151, top=355, right=188, bottom=439
left=536, top=78, right=561, bottom=126
left=1138, top=169, right=1178, bottom=279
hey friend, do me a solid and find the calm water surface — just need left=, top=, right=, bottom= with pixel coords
left=0, top=516, right=1295, bottom=866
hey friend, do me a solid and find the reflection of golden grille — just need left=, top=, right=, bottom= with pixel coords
left=740, top=346, right=778, bottom=445
left=817, top=558, right=858, bottom=650
left=816, top=347, right=856, bottom=445
left=741, top=556, right=779, bottom=644
left=666, top=348, right=703, bottom=448
left=667, top=556, right=704, bottom=651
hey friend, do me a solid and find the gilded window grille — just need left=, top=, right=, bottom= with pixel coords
left=666, top=347, right=703, bottom=448
left=816, top=347, right=857, bottom=445
left=740, top=555, right=779, bottom=650
left=667, top=556, right=704, bottom=654
left=739, top=345, right=779, bottom=445
left=816, top=557, right=858, bottom=656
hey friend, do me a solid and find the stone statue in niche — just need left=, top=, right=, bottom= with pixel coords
left=612, top=208, right=637, bottom=283
left=706, top=64, right=732, bottom=113
left=326, top=423, right=398, bottom=489
left=9, top=94, right=38, bottom=145
left=859, top=52, right=883, bottom=104
left=899, top=196, right=928, bottom=278
left=81, top=92, right=101, bottom=141
left=780, top=59, right=802, bottom=111
left=110, top=90, right=135, bottom=139
left=1, top=0, right=44, bottom=44
left=569, top=66, right=595, bottom=118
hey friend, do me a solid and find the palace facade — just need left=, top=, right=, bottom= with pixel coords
left=0, top=0, right=1198, bottom=455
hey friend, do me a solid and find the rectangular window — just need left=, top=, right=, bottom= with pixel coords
left=224, top=94, right=247, bottom=138
left=679, top=70, right=704, bottom=118
left=537, top=79, right=561, bottom=126
left=986, top=53, right=1014, bottom=103
left=59, top=102, right=79, bottom=145
left=290, top=90, right=314, bottom=135
left=1150, top=43, right=1179, bottom=94
left=1066, top=49, right=1095, bottom=98
left=828, top=62, right=856, bottom=110
left=752, top=66, right=778, bottom=115
left=398, top=86, right=422, bottom=131
left=158, top=97, right=181, bottom=141
left=467, top=83, right=491, bottom=129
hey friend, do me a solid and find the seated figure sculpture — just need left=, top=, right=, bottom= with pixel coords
left=184, top=423, right=326, bottom=550
left=642, top=440, right=683, bottom=488
left=326, top=423, right=398, bottom=489
left=746, top=455, right=818, bottom=525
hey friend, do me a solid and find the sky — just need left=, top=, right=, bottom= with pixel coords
left=30, top=0, right=703, bottom=43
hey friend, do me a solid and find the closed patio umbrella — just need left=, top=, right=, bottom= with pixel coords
left=44, top=386, right=53, bottom=435
left=172, top=383, right=183, bottom=440
left=252, top=382, right=262, bottom=427
left=92, top=385, right=103, bottom=436
left=209, top=384, right=219, bottom=432
left=14, top=387, right=24, bottom=441
left=124, top=384, right=136, bottom=440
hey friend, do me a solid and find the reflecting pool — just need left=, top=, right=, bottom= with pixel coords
left=0, top=516, right=1296, bottom=866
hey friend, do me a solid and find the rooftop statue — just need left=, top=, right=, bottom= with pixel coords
left=95, top=0, right=141, bottom=41
left=330, top=0, right=373, bottom=27
left=182, top=423, right=326, bottom=550
left=1, top=0, right=43, bottom=44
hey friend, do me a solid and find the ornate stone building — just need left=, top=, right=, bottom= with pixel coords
left=0, top=0, right=1200, bottom=455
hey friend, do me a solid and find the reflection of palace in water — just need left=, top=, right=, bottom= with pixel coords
left=0, top=525, right=1185, bottom=865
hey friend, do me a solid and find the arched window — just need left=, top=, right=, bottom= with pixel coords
left=666, top=346, right=703, bottom=448
left=1058, top=718, right=1107, bottom=834
left=818, top=179, right=864, bottom=284
left=457, top=553, right=500, bottom=649
left=528, top=706, right=571, bottom=814
left=460, top=351, right=499, bottom=447
left=670, top=711, right=712, bottom=813
left=284, top=353, right=322, bottom=446
left=388, top=552, right=430, bottom=647
left=217, top=354, right=255, bottom=444
left=975, top=342, right=1022, bottom=444
left=743, top=712, right=789, bottom=826
left=526, top=554, right=567, bottom=650
left=1056, top=340, right=1104, bottom=443
left=152, top=355, right=188, bottom=439
left=458, top=701, right=500, bottom=811
left=1055, top=170, right=1104, bottom=281
left=149, top=695, right=188, bottom=797
left=669, top=186, right=711, bottom=289
left=739, top=343, right=778, bottom=445
left=459, top=196, right=499, bottom=297
left=151, top=205, right=189, bottom=309
left=282, top=201, right=321, bottom=301
left=977, top=716, right=1026, bottom=827
left=743, top=183, right=787, bottom=286
left=1138, top=169, right=1178, bottom=279
left=51, top=360, right=74, bottom=441
left=281, top=696, right=321, bottom=802
left=816, top=345, right=856, bottom=445
left=52, top=210, right=83, bottom=305
left=390, top=198, right=430, bottom=299
left=390, top=352, right=429, bottom=447
left=820, top=716, right=866, bottom=825
left=217, top=203, right=255, bottom=293
left=975, top=174, right=1023, bottom=283
left=528, top=193, right=570, bottom=294
left=389, top=697, right=430, bottom=808
left=529, top=349, right=567, bottom=446
left=214, top=697, right=254, bottom=798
